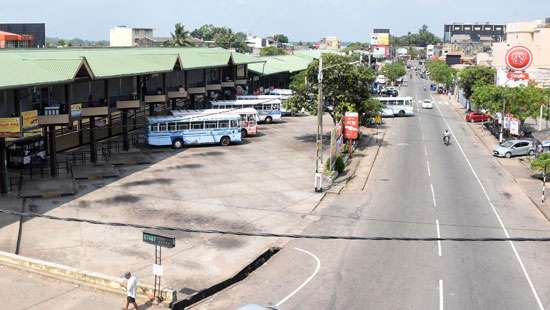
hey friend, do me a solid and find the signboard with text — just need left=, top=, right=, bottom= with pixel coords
left=343, top=112, right=359, bottom=140
left=0, top=117, right=21, bottom=138
left=143, top=231, right=175, bottom=248
left=505, top=46, right=533, bottom=71
left=21, top=110, right=38, bottom=130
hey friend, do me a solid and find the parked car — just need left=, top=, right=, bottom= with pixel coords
left=493, top=140, right=535, bottom=158
left=380, top=88, right=398, bottom=97
left=466, top=112, right=491, bottom=123
left=421, top=99, right=433, bottom=109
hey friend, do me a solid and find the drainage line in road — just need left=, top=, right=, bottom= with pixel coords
left=172, top=247, right=281, bottom=310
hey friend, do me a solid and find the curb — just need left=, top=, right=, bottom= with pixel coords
left=0, top=250, right=176, bottom=306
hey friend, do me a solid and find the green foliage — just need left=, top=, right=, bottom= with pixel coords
left=343, top=42, right=370, bottom=52
left=531, top=153, right=550, bottom=172
left=260, top=46, right=287, bottom=56
left=391, top=25, right=441, bottom=47
left=190, top=24, right=251, bottom=53
left=458, top=66, right=496, bottom=100
left=170, top=23, right=195, bottom=47
left=287, top=54, right=376, bottom=124
left=381, top=62, right=407, bottom=83
left=272, top=34, right=289, bottom=44
left=471, top=84, right=549, bottom=122
left=190, top=24, right=217, bottom=41
left=335, top=156, right=346, bottom=174
left=57, top=39, right=66, bottom=47
left=362, top=98, right=384, bottom=119
left=426, top=60, right=456, bottom=88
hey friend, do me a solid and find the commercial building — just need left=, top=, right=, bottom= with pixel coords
left=0, top=23, right=45, bottom=48
left=491, top=18, right=550, bottom=87
left=0, top=31, right=33, bottom=48
left=109, top=26, right=167, bottom=47
left=371, top=29, right=390, bottom=58
left=0, top=47, right=262, bottom=153
left=444, top=23, right=506, bottom=43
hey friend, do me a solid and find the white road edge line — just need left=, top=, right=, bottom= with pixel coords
left=439, top=279, right=444, bottom=310
left=436, top=219, right=442, bottom=257
left=425, top=145, right=429, bottom=157
left=427, top=160, right=432, bottom=177
left=275, top=247, right=321, bottom=307
left=434, top=98, right=545, bottom=310
left=430, top=184, right=437, bottom=207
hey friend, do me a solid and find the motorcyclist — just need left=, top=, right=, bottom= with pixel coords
left=443, top=129, right=451, bottom=144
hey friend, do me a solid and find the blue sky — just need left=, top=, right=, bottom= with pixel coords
left=1, top=0, right=548, bottom=41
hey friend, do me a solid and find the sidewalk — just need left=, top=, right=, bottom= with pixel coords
left=439, top=94, right=550, bottom=222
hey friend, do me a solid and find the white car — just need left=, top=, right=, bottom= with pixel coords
left=421, top=99, right=433, bottom=109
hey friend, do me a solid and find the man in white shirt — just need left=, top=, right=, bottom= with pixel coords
left=123, top=271, right=139, bottom=310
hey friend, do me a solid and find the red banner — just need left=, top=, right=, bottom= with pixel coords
left=343, top=112, right=359, bottom=140
left=507, top=71, right=529, bottom=81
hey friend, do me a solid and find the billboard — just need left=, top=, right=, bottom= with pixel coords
left=0, top=117, right=21, bottom=138
left=370, top=33, right=389, bottom=46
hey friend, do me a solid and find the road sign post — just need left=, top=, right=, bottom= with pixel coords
left=143, top=231, right=175, bottom=301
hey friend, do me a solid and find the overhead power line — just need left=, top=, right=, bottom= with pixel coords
left=2, top=208, right=550, bottom=242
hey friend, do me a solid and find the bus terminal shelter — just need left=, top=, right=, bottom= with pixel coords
left=0, top=47, right=264, bottom=193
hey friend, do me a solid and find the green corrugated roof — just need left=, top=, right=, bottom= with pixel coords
left=293, top=49, right=342, bottom=60
left=0, top=47, right=264, bottom=90
left=248, top=55, right=314, bottom=76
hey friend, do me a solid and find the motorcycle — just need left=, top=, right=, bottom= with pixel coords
left=443, top=135, right=451, bottom=146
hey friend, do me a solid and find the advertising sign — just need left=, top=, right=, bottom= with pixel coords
left=496, top=68, right=528, bottom=88
left=21, top=110, right=38, bottom=129
left=510, top=119, right=520, bottom=136
left=344, top=112, right=359, bottom=140
left=70, top=103, right=82, bottom=118
left=0, top=117, right=21, bottom=138
left=505, top=46, right=533, bottom=71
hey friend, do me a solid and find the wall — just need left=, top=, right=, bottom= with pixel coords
left=109, top=27, right=133, bottom=47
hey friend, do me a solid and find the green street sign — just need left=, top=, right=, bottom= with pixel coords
left=143, top=231, right=176, bottom=248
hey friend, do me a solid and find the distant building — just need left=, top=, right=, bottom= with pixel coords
left=319, top=36, right=341, bottom=50
left=0, top=23, right=45, bottom=48
left=110, top=26, right=158, bottom=47
left=444, top=23, right=506, bottom=43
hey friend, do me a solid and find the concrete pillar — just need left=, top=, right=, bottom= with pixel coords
left=89, top=117, right=97, bottom=163
left=0, top=138, right=8, bottom=194
left=48, top=125, right=57, bottom=177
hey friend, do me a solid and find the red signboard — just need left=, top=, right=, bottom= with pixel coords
left=506, top=71, right=529, bottom=81
left=343, top=112, right=359, bottom=140
left=505, top=46, right=533, bottom=71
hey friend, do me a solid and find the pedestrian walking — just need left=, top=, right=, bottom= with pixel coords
left=537, top=143, right=544, bottom=156
left=123, top=271, right=139, bottom=310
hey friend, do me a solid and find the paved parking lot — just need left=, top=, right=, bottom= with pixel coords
left=0, top=115, right=333, bottom=299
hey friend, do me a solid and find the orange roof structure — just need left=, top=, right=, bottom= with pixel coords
left=0, top=30, right=32, bottom=42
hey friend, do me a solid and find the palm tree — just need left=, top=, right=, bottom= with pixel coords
left=170, top=23, right=195, bottom=47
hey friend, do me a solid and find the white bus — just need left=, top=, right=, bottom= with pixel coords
left=375, top=96, right=415, bottom=117
left=172, top=108, right=259, bottom=138
left=211, top=99, right=282, bottom=123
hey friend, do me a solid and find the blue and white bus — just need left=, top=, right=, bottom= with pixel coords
left=211, top=99, right=282, bottom=124
left=146, top=114, right=242, bottom=148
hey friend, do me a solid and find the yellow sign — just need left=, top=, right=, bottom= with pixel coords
left=375, top=115, right=382, bottom=125
left=0, top=117, right=21, bottom=138
left=21, top=110, right=38, bottom=129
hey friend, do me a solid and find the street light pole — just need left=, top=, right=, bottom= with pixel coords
left=315, top=56, right=324, bottom=192
left=499, top=98, right=506, bottom=143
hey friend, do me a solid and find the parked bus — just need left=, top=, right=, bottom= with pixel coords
left=375, top=96, right=415, bottom=117
left=211, top=99, right=282, bottom=123
left=237, top=93, right=297, bottom=116
left=172, top=108, right=259, bottom=138
left=146, top=113, right=242, bottom=148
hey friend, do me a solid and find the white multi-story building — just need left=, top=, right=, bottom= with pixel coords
left=109, top=26, right=154, bottom=47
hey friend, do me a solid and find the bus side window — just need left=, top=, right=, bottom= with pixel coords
left=205, top=121, right=217, bottom=129
left=273, top=104, right=280, bottom=110
left=231, top=120, right=238, bottom=128
left=150, top=124, right=159, bottom=132
left=191, top=122, right=204, bottom=130
left=177, top=122, right=189, bottom=130
left=168, top=122, right=177, bottom=131
left=240, top=114, right=246, bottom=121
left=254, top=104, right=262, bottom=110
left=219, top=120, right=230, bottom=128
left=159, top=123, right=167, bottom=131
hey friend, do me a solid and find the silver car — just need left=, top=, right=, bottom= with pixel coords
left=493, top=140, right=535, bottom=158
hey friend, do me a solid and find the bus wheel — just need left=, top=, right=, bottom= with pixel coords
left=398, top=110, right=405, bottom=117
left=241, top=129, right=248, bottom=138
left=172, top=139, right=184, bottom=149
left=220, top=136, right=231, bottom=146
left=265, top=116, right=273, bottom=124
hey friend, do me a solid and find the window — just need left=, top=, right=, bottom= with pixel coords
left=177, top=122, right=189, bottom=130
left=219, top=120, right=230, bottom=128
left=191, top=122, right=204, bottom=130
left=168, top=122, right=177, bottom=131
left=271, top=104, right=280, bottom=110
left=231, top=120, right=239, bottom=128
left=254, top=104, right=262, bottom=110
left=240, top=114, right=247, bottom=121
left=159, top=123, right=167, bottom=131
left=150, top=124, right=159, bottom=132
left=205, top=121, right=218, bottom=129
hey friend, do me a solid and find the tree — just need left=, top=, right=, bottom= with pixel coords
left=170, top=23, right=195, bottom=47
left=260, top=46, right=287, bottom=56
left=214, top=30, right=251, bottom=53
left=286, top=54, right=376, bottom=124
left=381, top=62, right=406, bottom=83
left=471, top=84, right=549, bottom=123
left=343, top=42, right=369, bottom=52
left=426, top=60, right=456, bottom=88
left=391, top=25, right=441, bottom=48
left=57, top=39, right=66, bottom=47
left=458, top=66, right=496, bottom=100
left=272, top=34, right=289, bottom=44
left=531, top=153, right=550, bottom=173
left=191, top=24, right=216, bottom=41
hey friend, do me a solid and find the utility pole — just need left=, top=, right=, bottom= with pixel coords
left=499, top=98, right=506, bottom=143
left=543, top=163, right=548, bottom=204
left=315, top=56, right=324, bottom=192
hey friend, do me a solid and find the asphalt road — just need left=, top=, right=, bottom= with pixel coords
left=195, top=71, right=550, bottom=310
